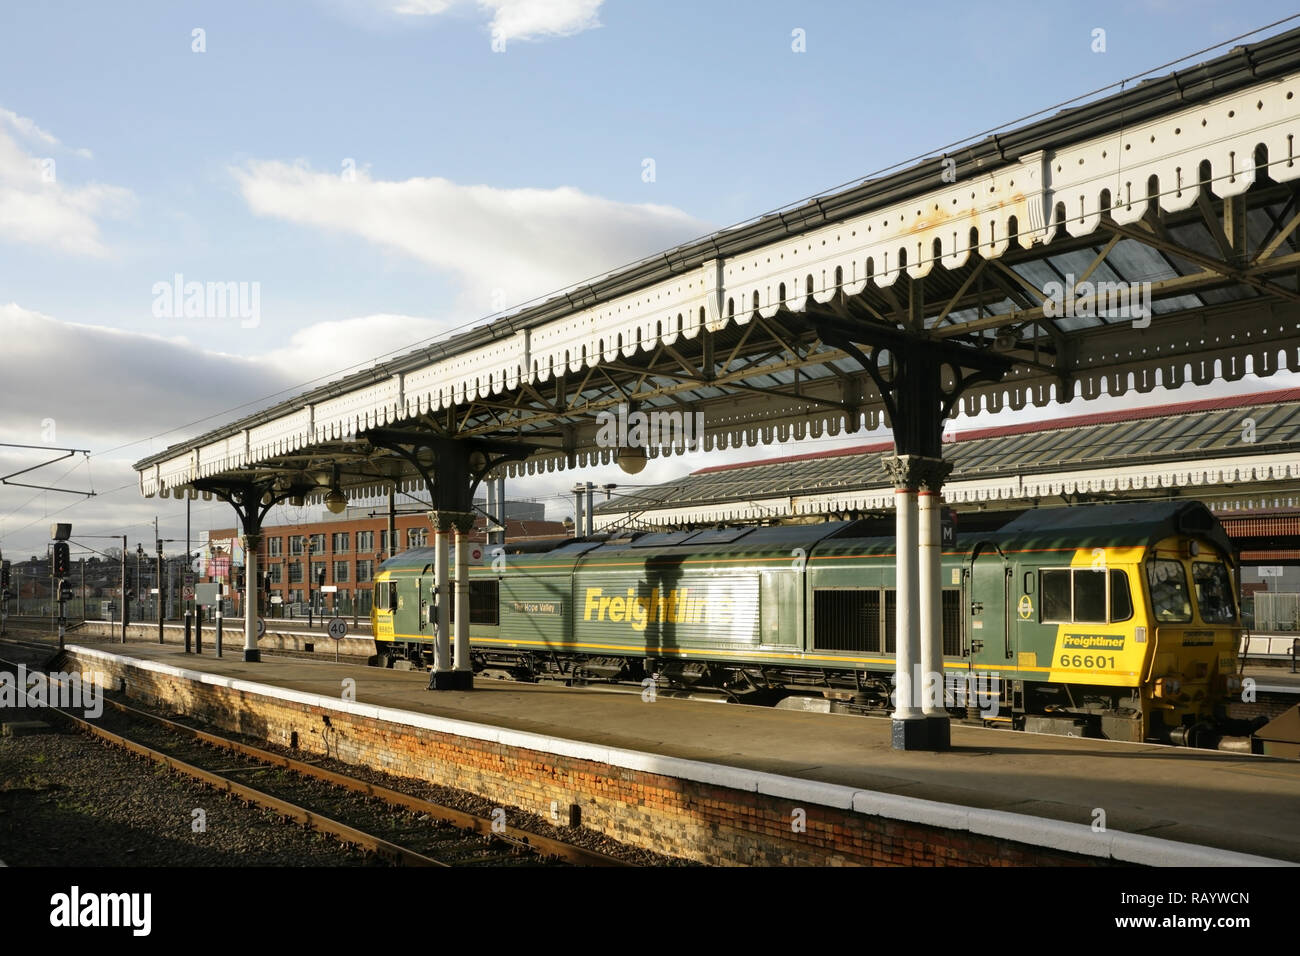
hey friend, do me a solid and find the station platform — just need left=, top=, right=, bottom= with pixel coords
left=56, top=639, right=1300, bottom=866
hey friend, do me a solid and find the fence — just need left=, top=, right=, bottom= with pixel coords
left=1253, top=591, right=1300, bottom=631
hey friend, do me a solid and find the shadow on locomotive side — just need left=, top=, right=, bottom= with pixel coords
left=371, top=500, right=1263, bottom=750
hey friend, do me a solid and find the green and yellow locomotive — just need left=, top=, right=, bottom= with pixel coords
left=372, top=500, right=1250, bottom=747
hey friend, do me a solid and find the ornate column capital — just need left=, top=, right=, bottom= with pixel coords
left=240, top=532, right=263, bottom=549
left=883, top=454, right=953, bottom=492
left=428, top=510, right=477, bottom=534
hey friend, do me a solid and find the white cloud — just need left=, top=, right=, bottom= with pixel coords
left=0, top=108, right=93, bottom=159
left=364, top=0, right=603, bottom=41
left=260, top=312, right=465, bottom=377
left=231, top=159, right=709, bottom=309
left=478, top=0, right=602, bottom=40
left=389, top=0, right=455, bottom=14
left=0, top=108, right=130, bottom=257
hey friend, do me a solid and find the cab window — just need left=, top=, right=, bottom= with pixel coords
left=375, top=580, right=398, bottom=611
left=1146, top=559, right=1192, bottom=623
left=1041, top=569, right=1072, bottom=622
left=1040, top=567, right=1133, bottom=624
left=1073, top=570, right=1106, bottom=623
left=1192, top=562, right=1237, bottom=624
left=1109, top=569, right=1133, bottom=622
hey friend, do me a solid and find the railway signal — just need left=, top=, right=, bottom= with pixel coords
left=52, top=541, right=70, bottom=577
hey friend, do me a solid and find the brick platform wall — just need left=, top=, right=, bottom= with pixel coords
left=68, top=651, right=1109, bottom=867
left=1228, top=690, right=1296, bottom=722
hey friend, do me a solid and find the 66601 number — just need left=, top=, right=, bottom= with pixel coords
left=1058, top=654, right=1116, bottom=669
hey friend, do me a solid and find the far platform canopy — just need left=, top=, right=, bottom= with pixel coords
left=591, top=388, right=1300, bottom=527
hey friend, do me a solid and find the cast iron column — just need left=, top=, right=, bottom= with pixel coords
left=242, top=532, right=262, bottom=662
left=918, top=458, right=954, bottom=749
left=452, top=512, right=476, bottom=689
left=885, top=456, right=925, bottom=749
left=430, top=511, right=453, bottom=687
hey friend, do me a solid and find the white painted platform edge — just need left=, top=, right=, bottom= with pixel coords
left=68, top=644, right=1295, bottom=868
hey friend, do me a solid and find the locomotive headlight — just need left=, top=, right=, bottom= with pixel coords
left=1154, top=677, right=1182, bottom=698
left=1185, top=540, right=1200, bottom=557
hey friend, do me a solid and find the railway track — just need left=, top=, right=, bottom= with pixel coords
left=0, top=638, right=633, bottom=868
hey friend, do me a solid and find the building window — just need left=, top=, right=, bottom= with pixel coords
left=357, top=531, right=374, bottom=552
left=407, top=528, right=427, bottom=548
left=332, top=532, right=350, bottom=553
left=311, top=561, right=326, bottom=586
left=333, top=561, right=349, bottom=583
left=289, top=536, right=304, bottom=556
left=267, top=564, right=283, bottom=584
left=267, top=537, right=282, bottom=557
left=288, top=562, right=303, bottom=584
left=356, top=560, right=373, bottom=583
left=310, top=533, right=326, bottom=553
left=379, top=530, right=389, bottom=553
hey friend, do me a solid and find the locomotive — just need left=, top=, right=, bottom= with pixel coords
left=371, top=500, right=1255, bottom=747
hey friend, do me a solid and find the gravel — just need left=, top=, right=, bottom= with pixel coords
left=2, top=636, right=695, bottom=866
left=0, top=717, right=373, bottom=867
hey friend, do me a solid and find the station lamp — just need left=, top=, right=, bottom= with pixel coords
left=324, top=466, right=348, bottom=514
left=616, top=446, right=647, bottom=475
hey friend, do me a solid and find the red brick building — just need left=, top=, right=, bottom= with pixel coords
left=206, top=510, right=566, bottom=615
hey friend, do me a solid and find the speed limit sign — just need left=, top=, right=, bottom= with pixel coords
left=328, top=617, right=348, bottom=640
left=256, top=617, right=266, bottom=638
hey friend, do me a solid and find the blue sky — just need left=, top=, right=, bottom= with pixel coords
left=2, top=0, right=1298, bottom=555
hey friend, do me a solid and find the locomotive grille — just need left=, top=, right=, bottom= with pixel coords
left=942, top=590, right=961, bottom=656
left=885, top=590, right=897, bottom=654
left=449, top=580, right=500, bottom=626
left=815, top=588, right=961, bottom=656
left=813, top=588, right=882, bottom=653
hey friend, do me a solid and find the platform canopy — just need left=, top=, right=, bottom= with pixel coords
left=589, top=387, right=1300, bottom=527
left=136, top=29, right=1300, bottom=509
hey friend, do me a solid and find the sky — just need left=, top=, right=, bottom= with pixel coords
left=2, top=0, right=1299, bottom=560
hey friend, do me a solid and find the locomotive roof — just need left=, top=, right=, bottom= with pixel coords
left=980, top=500, right=1234, bottom=555
left=376, top=500, right=1233, bottom=572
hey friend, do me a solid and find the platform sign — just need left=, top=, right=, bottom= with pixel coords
left=321, top=585, right=338, bottom=593
left=194, top=583, right=221, bottom=606
left=1259, top=566, right=1285, bottom=578
left=327, top=618, right=348, bottom=640
left=269, top=595, right=283, bottom=604
left=184, top=573, right=195, bottom=587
